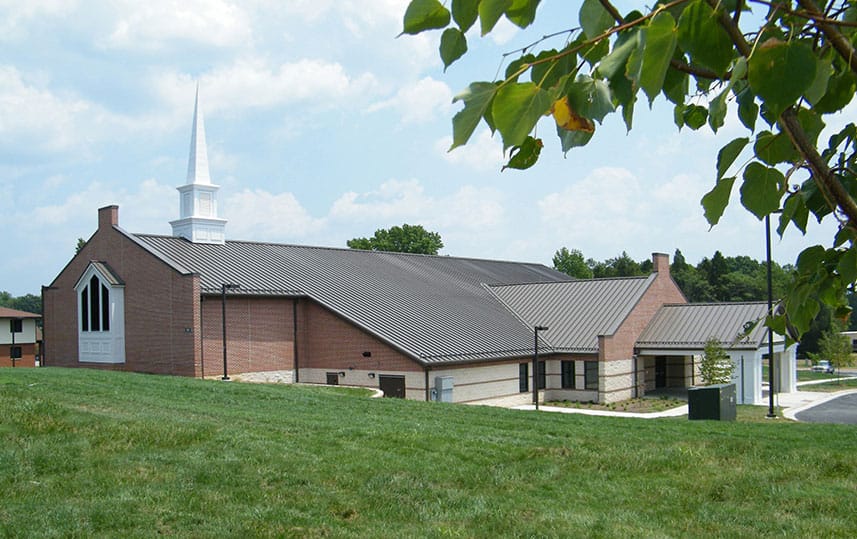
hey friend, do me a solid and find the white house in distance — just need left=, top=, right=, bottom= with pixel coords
left=1, top=307, right=41, bottom=368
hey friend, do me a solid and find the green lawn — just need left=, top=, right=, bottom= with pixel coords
left=2, top=368, right=856, bottom=537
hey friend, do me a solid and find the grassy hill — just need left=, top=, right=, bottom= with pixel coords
left=1, top=368, right=855, bottom=537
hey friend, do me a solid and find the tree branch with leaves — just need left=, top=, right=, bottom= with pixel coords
left=402, top=0, right=857, bottom=344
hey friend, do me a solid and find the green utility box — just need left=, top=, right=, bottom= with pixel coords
left=688, top=383, right=736, bottom=421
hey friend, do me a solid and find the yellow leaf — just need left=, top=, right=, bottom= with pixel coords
left=551, top=96, right=595, bottom=133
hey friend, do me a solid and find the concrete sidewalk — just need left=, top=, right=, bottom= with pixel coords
left=514, top=388, right=852, bottom=420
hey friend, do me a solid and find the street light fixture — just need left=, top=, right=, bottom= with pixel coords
left=533, top=325, right=548, bottom=411
left=221, top=283, right=240, bottom=381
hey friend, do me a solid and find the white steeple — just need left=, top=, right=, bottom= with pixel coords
left=170, top=84, right=227, bottom=244
left=186, top=84, right=211, bottom=184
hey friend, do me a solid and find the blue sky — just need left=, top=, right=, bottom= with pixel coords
left=1, top=1, right=846, bottom=297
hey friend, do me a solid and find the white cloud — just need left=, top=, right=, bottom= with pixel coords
left=329, top=178, right=505, bottom=230
left=225, top=188, right=325, bottom=241
left=368, top=76, right=452, bottom=124
left=0, top=1, right=76, bottom=41
left=155, top=58, right=380, bottom=115
left=0, top=66, right=94, bottom=154
left=102, top=0, right=252, bottom=50
left=436, top=129, right=504, bottom=171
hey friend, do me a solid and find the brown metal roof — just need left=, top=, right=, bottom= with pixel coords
left=0, top=306, right=41, bottom=318
left=488, top=276, right=656, bottom=353
left=133, top=233, right=569, bottom=365
left=636, top=302, right=770, bottom=351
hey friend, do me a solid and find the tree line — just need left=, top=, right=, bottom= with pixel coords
left=0, top=291, right=41, bottom=317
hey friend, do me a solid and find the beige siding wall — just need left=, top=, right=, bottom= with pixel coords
left=430, top=360, right=529, bottom=404
left=302, top=368, right=426, bottom=400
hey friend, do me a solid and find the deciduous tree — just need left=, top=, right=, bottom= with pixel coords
left=700, top=337, right=735, bottom=385
left=553, top=247, right=593, bottom=278
left=402, top=0, right=857, bottom=343
left=347, top=224, right=444, bottom=255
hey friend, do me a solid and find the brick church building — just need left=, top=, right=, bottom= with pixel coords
left=42, top=89, right=796, bottom=406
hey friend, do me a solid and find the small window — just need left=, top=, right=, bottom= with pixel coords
left=519, top=363, right=528, bottom=393
left=10, top=346, right=22, bottom=359
left=89, top=276, right=101, bottom=331
left=537, top=360, right=546, bottom=390
left=584, top=361, right=599, bottom=390
left=81, top=288, right=89, bottom=331
left=561, top=360, right=575, bottom=389
left=10, top=319, right=23, bottom=333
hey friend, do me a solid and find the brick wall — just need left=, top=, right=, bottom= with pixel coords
left=44, top=206, right=199, bottom=375
left=201, top=296, right=296, bottom=377
left=297, top=300, right=423, bottom=394
left=0, top=343, right=37, bottom=368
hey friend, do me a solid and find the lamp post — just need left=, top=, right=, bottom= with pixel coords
left=533, top=325, right=548, bottom=411
left=221, top=283, right=240, bottom=381
left=765, top=214, right=776, bottom=418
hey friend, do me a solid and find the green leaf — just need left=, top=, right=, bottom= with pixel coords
left=479, top=0, right=512, bottom=36
left=440, top=28, right=468, bottom=70
left=716, top=137, right=749, bottom=180
left=639, top=11, right=677, bottom=105
left=402, top=0, right=451, bottom=35
left=677, top=0, right=733, bottom=76
left=673, top=103, right=685, bottom=129
left=708, top=88, right=728, bottom=132
left=797, top=107, right=825, bottom=148
left=805, top=56, right=833, bottom=105
left=814, top=70, right=857, bottom=114
left=566, top=75, right=614, bottom=123
left=796, top=245, right=826, bottom=275
left=452, top=0, right=479, bottom=33
left=597, top=29, right=638, bottom=80
left=748, top=39, right=816, bottom=119
left=662, top=66, right=688, bottom=105
left=741, top=162, right=784, bottom=219
left=701, top=177, right=735, bottom=226
left=754, top=130, right=798, bottom=165
left=505, top=53, right=534, bottom=82
left=800, top=177, right=833, bottom=222
left=502, top=136, right=543, bottom=171
left=506, top=0, right=541, bottom=29
left=557, top=123, right=594, bottom=153
left=779, top=192, right=808, bottom=235
left=580, top=0, right=614, bottom=39
left=581, top=38, right=610, bottom=66
left=837, top=247, right=857, bottom=285
left=492, top=82, right=553, bottom=148
left=450, top=82, right=498, bottom=150
left=531, top=48, right=574, bottom=91
left=683, top=104, right=708, bottom=130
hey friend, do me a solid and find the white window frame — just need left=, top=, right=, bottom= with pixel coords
left=74, top=264, right=125, bottom=364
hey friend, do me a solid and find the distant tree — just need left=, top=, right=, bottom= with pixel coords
left=552, top=247, right=593, bottom=279
left=11, top=294, right=41, bottom=316
left=76, top=238, right=87, bottom=254
left=671, top=249, right=688, bottom=274
left=0, top=291, right=11, bottom=307
left=699, top=338, right=734, bottom=386
left=797, top=303, right=832, bottom=358
left=849, top=292, right=857, bottom=331
left=347, top=224, right=443, bottom=255
left=611, top=251, right=643, bottom=277
left=809, top=321, right=854, bottom=375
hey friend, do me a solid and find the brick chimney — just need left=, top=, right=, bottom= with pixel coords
left=652, top=252, right=670, bottom=276
left=98, top=205, right=119, bottom=230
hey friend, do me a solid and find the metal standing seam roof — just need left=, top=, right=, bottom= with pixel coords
left=487, top=276, right=657, bottom=353
left=635, top=302, right=771, bottom=350
left=132, top=233, right=570, bottom=365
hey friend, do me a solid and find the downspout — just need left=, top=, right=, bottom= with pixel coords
left=199, top=295, right=205, bottom=379
left=40, top=285, right=47, bottom=367
left=293, top=298, right=299, bottom=383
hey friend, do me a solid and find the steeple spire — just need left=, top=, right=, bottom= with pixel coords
left=170, top=83, right=227, bottom=244
left=186, top=83, right=211, bottom=184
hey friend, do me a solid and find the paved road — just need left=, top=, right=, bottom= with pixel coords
left=795, top=393, right=857, bottom=424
